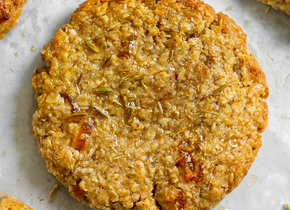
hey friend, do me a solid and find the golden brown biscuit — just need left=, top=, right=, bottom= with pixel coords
left=0, top=0, right=27, bottom=39
left=258, top=0, right=290, bottom=15
left=0, top=193, right=33, bottom=210
left=32, top=0, right=269, bottom=209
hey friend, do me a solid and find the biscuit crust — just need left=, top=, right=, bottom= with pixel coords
left=0, top=0, right=27, bottom=39
left=32, top=0, right=268, bottom=209
left=258, top=0, right=290, bottom=15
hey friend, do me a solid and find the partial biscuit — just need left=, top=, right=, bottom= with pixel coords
left=0, top=193, right=33, bottom=210
left=0, top=0, right=27, bottom=39
left=258, top=0, right=290, bottom=15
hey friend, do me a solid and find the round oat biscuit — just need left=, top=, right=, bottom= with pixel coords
left=31, top=0, right=269, bottom=209
left=258, top=0, right=290, bottom=15
left=0, top=0, right=27, bottom=39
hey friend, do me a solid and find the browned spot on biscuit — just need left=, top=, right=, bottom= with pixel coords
left=72, top=118, right=94, bottom=150
left=70, top=185, right=86, bottom=201
left=60, top=93, right=80, bottom=113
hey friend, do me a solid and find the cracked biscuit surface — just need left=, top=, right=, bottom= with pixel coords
left=0, top=0, right=27, bottom=39
left=31, top=0, right=269, bottom=209
left=258, top=0, right=290, bottom=15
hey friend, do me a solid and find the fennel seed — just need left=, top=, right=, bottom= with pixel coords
left=103, top=56, right=112, bottom=66
left=94, top=106, right=109, bottom=118
left=113, top=155, right=126, bottom=160
left=70, top=112, right=87, bottom=117
left=213, top=84, right=229, bottom=95
left=93, top=87, right=112, bottom=94
left=170, top=49, right=174, bottom=62
left=211, top=122, right=216, bottom=133
left=86, top=41, right=99, bottom=53
left=128, top=105, right=135, bottom=123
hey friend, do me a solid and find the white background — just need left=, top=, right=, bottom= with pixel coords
left=0, top=0, right=289, bottom=209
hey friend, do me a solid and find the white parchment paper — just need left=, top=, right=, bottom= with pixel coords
left=0, top=0, right=289, bottom=209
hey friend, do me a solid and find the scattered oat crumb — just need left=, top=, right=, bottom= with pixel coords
left=225, top=5, right=235, bottom=11
left=267, top=51, right=273, bottom=61
left=39, top=199, right=44, bottom=201
left=30, top=194, right=32, bottom=196
left=0, top=151, right=6, bottom=157
left=10, top=68, right=13, bottom=72
left=30, top=46, right=36, bottom=52
left=50, top=199, right=54, bottom=203
left=265, top=6, right=271, bottom=13
left=283, top=72, right=290, bottom=86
